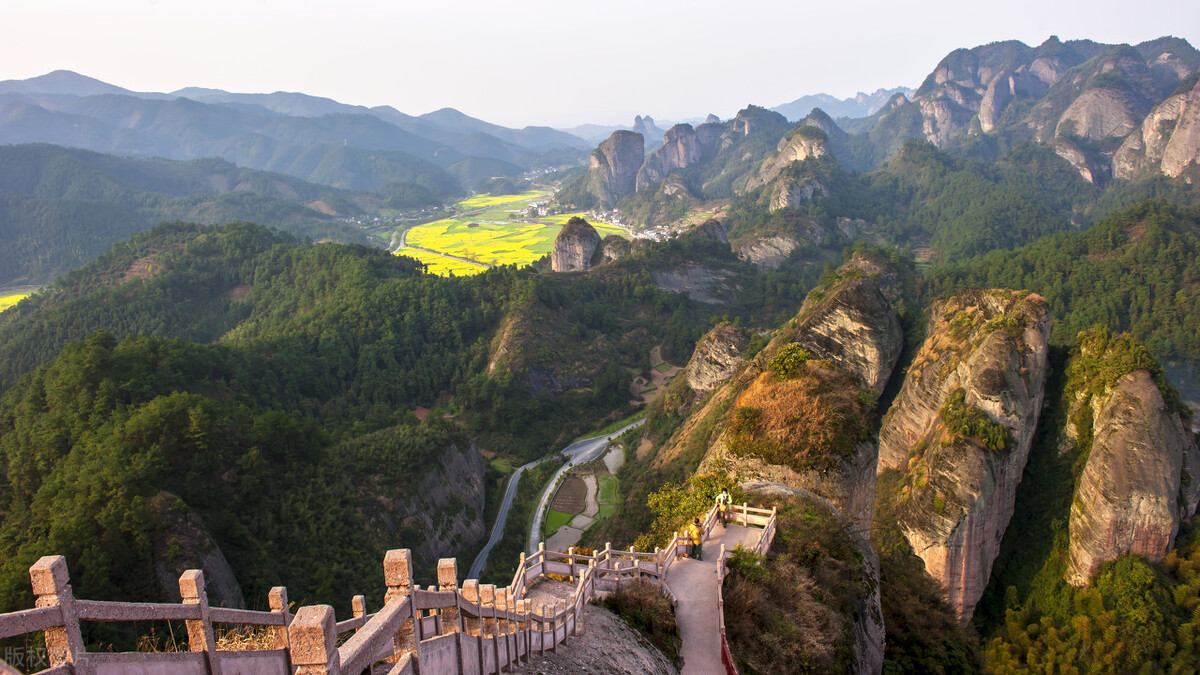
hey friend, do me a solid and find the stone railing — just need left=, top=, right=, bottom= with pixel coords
left=713, top=503, right=778, bottom=675
left=0, top=503, right=776, bottom=674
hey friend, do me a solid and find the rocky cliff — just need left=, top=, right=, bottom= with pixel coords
left=551, top=216, right=602, bottom=272
left=1114, top=77, right=1200, bottom=179
left=878, top=289, right=1050, bottom=621
left=375, top=441, right=487, bottom=567
left=636, top=123, right=705, bottom=190
left=599, top=234, right=630, bottom=262
left=746, top=125, right=830, bottom=190
left=699, top=269, right=902, bottom=526
left=587, top=130, right=645, bottom=207
left=685, top=323, right=748, bottom=393
left=1067, top=370, right=1200, bottom=585
left=151, top=493, right=245, bottom=608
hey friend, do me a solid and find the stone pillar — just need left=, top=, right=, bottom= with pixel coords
left=179, top=570, right=219, bottom=674
left=384, top=549, right=419, bottom=670
left=269, top=587, right=292, bottom=652
left=29, top=556, right=84, bottom=669
left=289, top=605, right=338, bottom=675
left=480, top=584, right=500, bottom=670
left=461, top=580, right=484, bottom=674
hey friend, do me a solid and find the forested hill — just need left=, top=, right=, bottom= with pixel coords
left=0, top=221, right=742, bottom=619
left=0, top=144, right=406, bottom=286
left=926, top=201, right=1200, bottom=373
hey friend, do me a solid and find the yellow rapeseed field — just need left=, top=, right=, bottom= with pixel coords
left=0, top=293, right=30, bottom=313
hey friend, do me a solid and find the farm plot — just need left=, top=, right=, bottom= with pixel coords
left=0, top=293, right=29, bottom=313
left=395, top=247, right=487, bottom=276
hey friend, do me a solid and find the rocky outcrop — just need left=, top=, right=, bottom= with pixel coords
left=551, top=217, right=601, bottom=272
left=636, top=124, right=705, bottom=190
left=735, top=234, right=798, bottom=270
left=632, top=115, right=664, bottom=146
left=690, top=218, right=728, bottom=245
left=1054, top=138, right=1101, bottom=184
left=151, top=494, right=245, bottom=608
left=791, top=276, right=902, bottom=394
left=380, top=442, right=487, bottom=566
left=1067, top=369, right=1200, bottom=585
left=878, top=290, right=1050, bottom=621
left=651, top=265, right=737, bottom=304
left=685, top=323, right=748, bottom=393
left=769, top=176, right=827, bottom=211
left=598, top=234, right=629, bottom=262
left=1116, top=77, right=1200, bottom=179
left=747, top=126, right=830, bottom=190
left=1055, top=87, right=1146, bottom=143
left=588, top=130, right=645, bottom=207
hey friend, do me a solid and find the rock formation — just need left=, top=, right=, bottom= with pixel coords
left=735, top=234, right=798, bottom=271
left=151, top=494, right=245, bottom=608
left=1054, top=139, right=1101, bottom=184
left=768, top=176, right=828, bottom=211
left=1114, top=77, right=1200, bottom=179
left=382, top=441, right=488, bottom=566
left=747, top=126, right=830, bottom=190
left=587, top=130, right=644, bottom=207
left=1055, top=87, right=1146, bottom=143
left=598, top=234, right=629, bottom=263
left=551, top=217, right=602, bottom=272
left=878, top=289, right=1050, bottom=621
left=690, top=218, right=728, bottom=245
left=1061, top=331, right=1200, bottom=586
left=636, top=123, right=706, bottom=190
left=791, top=276, right=902, bottom=394
left=685, top=323, right=748, bottom=393
left=632, top=115, right=664, bottom=145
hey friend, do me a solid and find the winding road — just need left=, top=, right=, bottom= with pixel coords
left=527, top=418, right=646, bottom=554
left=467, top=418, right=646, bottom=579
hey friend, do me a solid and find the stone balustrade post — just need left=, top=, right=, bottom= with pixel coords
left=384, top=549, right=420, bottom=670
left=289, top=605, right=339, bottom=674
left=437, top=559, right=461, bottom=636
left=480, top=584, right=499, bottom=669
left=29, top=556, right=84, bottom=669
left=654, top=547, right=661, bottom=579
left=742, top=501, right=748, bottom=525
left=351, top=594, right=366, bottom=634
left=269, top=587, right=292, bottom=653
left=179, top=570, right=219, bottom=674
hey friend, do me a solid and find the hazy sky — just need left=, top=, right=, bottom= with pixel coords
left=3, top=0, right=1199, bottom=128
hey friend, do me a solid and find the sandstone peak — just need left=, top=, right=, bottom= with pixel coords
left=551, top=217, right=601, bottom=272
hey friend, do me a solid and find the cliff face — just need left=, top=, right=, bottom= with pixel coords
left=599, top=234, right=629, bottom=262
left=1066, top=369, right=1200, bottom=586
left=879, top=290, right=1050, bottom=621
left=377, top=441, right=487, bottom=566
left=151, top=494, right=245, bottom=608
left=700, top=271, right=902, bottom=527
left=1114, top=78, right=1200, bottom=179
left=792, top=276, right=902, bottom=394
left=747, top=126, right=830, bottom=190
left=685, top=323, right=748, bottom=393
left=636, top=123, right=705, bottom=190
left=769, top=176, right=828, bottom=212
left=588, top=130, right=645, bottom=207
left=1055, top=87, right=1147, bottom=143
left=551, top=217, right=602, bottom=272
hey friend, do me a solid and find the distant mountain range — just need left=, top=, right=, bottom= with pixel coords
left=771, top=87, right=915, bottom=121
left=0, top=70, right=592, bottom=192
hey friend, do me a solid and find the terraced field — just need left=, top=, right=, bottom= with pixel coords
left=396, top=190, right=627, bottom=276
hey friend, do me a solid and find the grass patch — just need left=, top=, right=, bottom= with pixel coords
left=0, top=293, right=29, bottom=312
left=597, top=475, right=619, bottom=519
left=602, top=581, right=680, bottom=664
left=545, top=508, right=575, bottom=534
left=489, top=458, right=515, bottom=475
left=652, top=362, right=673, bottom=374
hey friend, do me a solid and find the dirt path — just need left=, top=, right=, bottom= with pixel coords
left=665, top=524, right=761, bottom=675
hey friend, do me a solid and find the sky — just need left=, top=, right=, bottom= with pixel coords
left=3, top=0, right=1200, bottom=129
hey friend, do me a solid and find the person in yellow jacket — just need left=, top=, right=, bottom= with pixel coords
left=686, top=518, right=703, bottom=559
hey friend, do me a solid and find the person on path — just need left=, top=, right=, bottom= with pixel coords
left=715, top=489, right=732, bottom=526
left=686, top=518, right=703, bottom=559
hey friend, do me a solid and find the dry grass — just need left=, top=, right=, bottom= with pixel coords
left=728, top=365, right=868, bottom=472
left=133, top=623, right=278, bottom=653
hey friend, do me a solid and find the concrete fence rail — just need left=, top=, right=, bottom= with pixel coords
left=0, top=503, right=776, bottom=675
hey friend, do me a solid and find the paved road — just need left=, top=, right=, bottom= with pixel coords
left=467, top=456, right=552, bottom=580
left=527, top=418, right=646, bottom=553
left=666, top=524, right=761, bottom=675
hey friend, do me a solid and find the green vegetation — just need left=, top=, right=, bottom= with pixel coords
left=723, top=496, right=871, bottom=674
left=765, top=343, right=810, bottom=379
left=545, top=509, right=575, bottom=534
left=601, top=580, right=680, bottom=664
left=939, top=388, right=1010, bottom=453
left=597, top=475, right=619, bottom=519
left=634, top=474, right=742, bottom=551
